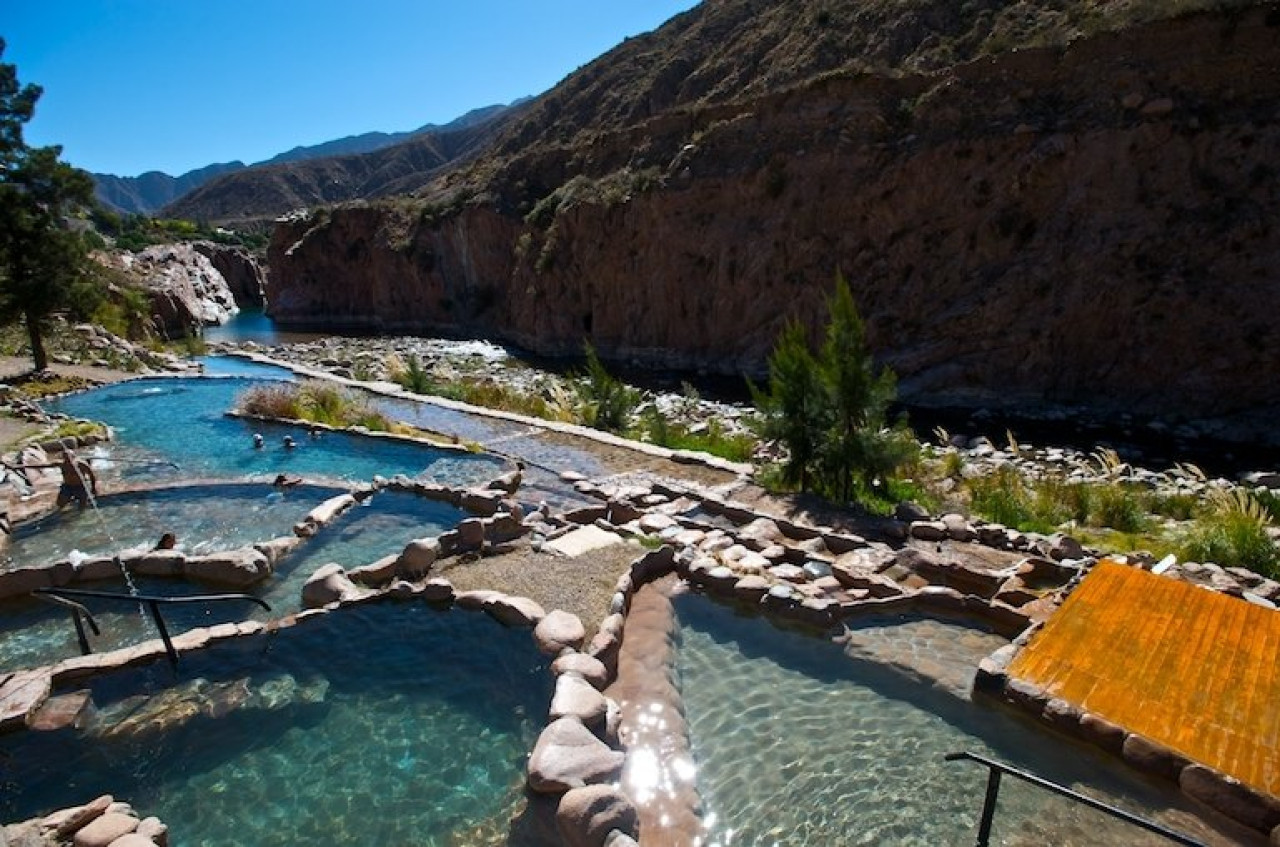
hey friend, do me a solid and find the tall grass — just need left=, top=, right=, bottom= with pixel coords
left=1181, top=489, right=1279, bottom=578
left=967, top=469, right=1149, bottom=535
left=577, top=342, right=639, bottom=433
left=237, top=381, right=392, bottom=432
left=638, top=407, right=756, bottom=463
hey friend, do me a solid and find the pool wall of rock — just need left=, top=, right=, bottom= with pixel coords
left=0, top=575, right=627, bottom=846
left=6, top=358, right=1280, bottom=843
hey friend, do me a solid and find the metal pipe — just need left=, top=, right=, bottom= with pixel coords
left=34, top=586, right=271, bottom=611
left=975, top=767, right=1001, bottom=847
left=33, top=587, right=272, bottom=667
left=146, top=599, right=178, bottom=670
left=946, top=751, right=1207, bottom=847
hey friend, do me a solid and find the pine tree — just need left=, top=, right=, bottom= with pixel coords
left=0, top=39, right=96, bottom=371
left=758, top=319, right=825, bottom=491
left=761, top=273, right=912, bottom=503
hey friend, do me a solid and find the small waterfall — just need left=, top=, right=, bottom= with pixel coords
left=54, top=437, right=156, bottom=639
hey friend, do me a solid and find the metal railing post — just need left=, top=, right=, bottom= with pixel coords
left=32, top=587, right=271, bottom=670
left=145, top=600, right=178, bottom=670
left=946, top=751, right=1207, bottom=847
left=975, top=767, right=1002, bottom=847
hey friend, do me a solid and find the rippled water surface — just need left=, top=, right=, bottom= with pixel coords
left=674, top=596, right=1256, bottom=846
left=0, top=488, right=465, bottom=672
left=4, top=483, right=342, bottom=570
left=0, top=603, right=552, bottom=846
left=45, top=376, right=505, bottom=487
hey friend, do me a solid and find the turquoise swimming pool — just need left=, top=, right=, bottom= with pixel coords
left=673, top=596, right=1259, bottom=846
left=45, top=375, right=506, bottom=487
left=0, top=602, right=553, bottom=846
left=0, top=486, right=466, bottom=672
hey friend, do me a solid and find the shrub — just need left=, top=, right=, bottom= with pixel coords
left=393, top=353, right=434, bottom=395
left=236, top=381, right=392, bottom=432
left=299, top=381, right=348, bottom=426
left=1181, top=489, right=1279, bottom=578
left=638, top=407, right=756, bottom=463
left=237, top=383, right=301, bottom=419
left=968, top=466, right=1049, bottom=532
left=577, top=342, right=639, bottom=433
left=1092, top=483, right=1149, bottom=533
left=757, top=273, right=912, bottom=504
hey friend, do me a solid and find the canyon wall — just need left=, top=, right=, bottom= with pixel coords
left=268, top=9, right=1280, bottom=442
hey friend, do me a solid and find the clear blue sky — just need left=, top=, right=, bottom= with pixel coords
left=4, top=1, right=700, bottom=177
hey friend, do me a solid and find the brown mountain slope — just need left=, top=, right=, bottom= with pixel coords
left=267, top=1, right=1280, bottom=443
left=164, top=105, right=524, bottom=225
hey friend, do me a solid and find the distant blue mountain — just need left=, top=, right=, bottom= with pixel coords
left=92, top=103, right=517, bottom=215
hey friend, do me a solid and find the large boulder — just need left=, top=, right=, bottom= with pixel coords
left=71, top=811, right=138, bottom=847
left=109, top=244, right=239, bottom=334
left=193, top=241, right=266, bottom=307
left=551, top=653, right=610, bottom=690
left=183, top=548, right=270, bottom=587
left=397, top=537, right=440, bottom=577
left=487, top=594, right=546, bottom=627
left=301, top=564, right=362, bottom=608
left=556, top=785, right=640, bottom=847
left=527, top=717, right=625, bottom=793
left=549, top=674, right=609, bottom=730
left=535, top=610, right=587, bottom=655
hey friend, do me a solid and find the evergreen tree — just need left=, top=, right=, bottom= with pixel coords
left=818, top=273, right=903, bottom=500
left=757, top=319, right=825, bottom=491
left=761, top=273, right=913, bottom=503
left=0, top=40, right=96, bottom=371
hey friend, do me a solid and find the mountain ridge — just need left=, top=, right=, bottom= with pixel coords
left=91, top=102, right=521, bottom=216
left=263, top=0, right=1280, bottom=444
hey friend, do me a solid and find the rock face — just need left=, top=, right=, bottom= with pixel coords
left=103, top=244, right=239, bottom=335
left=193, top=241, right=267, bottom=308
left=267, top=7, right=1280, bottom=444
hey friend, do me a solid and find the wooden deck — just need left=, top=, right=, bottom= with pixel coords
left=1007, top=560, right=1280, bottom=797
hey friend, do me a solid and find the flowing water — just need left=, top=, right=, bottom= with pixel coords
left=0, top=603, right=552, bottom=846
left=674, top=596, right=1261, bottom=846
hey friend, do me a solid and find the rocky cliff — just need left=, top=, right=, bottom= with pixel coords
left=99, top=242, right=266, bottom=336
left=267, top=4, right=1280, bottom=443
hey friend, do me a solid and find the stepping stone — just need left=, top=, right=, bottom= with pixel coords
left=29, top=689, right=91, bottom=732
left=544, top=525, right=624, bottom=557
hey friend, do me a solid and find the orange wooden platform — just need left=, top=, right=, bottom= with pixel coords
left=1007, top=561, right=1280, bottom=797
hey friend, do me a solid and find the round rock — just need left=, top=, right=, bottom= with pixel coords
left=556, top=785, right=639, bottom=847
left=536, top=610, right=587, bottom=655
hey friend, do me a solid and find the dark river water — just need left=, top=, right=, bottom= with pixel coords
left=205, top=311, right=1279, bottom=479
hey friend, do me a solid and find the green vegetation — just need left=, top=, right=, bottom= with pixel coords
left=1181, top=489, right=1279, bottom=579
left=51, top=419, right=107, bottom=442
left=966, top=468, right=1149, bottom=536
left=91, top=209, right=268, bottom=251
left=0, top=41, right=98, bottom=371
left=755, top=273, right=914, bottom=509
left=640, top=407, right=756, bottom=464
left=576, top=342, right=640, bottom=433
left=237, top=381, right=394, bottom=432
left=959, top=460, right=1279, bottom=578
left=395, top=353, right=434, bottom=394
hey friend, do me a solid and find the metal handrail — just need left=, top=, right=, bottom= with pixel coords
left=33, top=586, right=271, bottom=670
left=32, top=592, right=103, bottom=657
left=946, top=751, right=1207, bottom=847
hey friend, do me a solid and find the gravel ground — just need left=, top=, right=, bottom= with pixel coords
left=435, top=540, right=644, bottom=634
